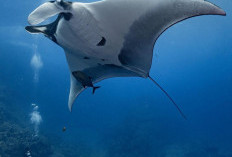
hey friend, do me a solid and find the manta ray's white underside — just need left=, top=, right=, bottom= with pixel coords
left=26, top=0, right=225, bottom=112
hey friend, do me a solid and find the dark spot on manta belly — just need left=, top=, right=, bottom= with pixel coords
left=97, top=37, right=106, bottom=46
left=101, top=59, right=105, bottom=61
left=83, top=57, right=90, bottom=60
left=63, top=13, right=73, bottom=21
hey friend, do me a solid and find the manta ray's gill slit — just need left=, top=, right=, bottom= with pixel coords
left=83, top=56, right=90, bottom=59
left=97, top=37, right=106, bottom=46
left=62, top=13, right=73, bottom=21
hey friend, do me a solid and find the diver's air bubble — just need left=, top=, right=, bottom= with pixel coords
left=26, top=150, right=32, bottom=157
left=30, top=103, right=42, bottom=136
left=30, top=45, right=43, bottom=82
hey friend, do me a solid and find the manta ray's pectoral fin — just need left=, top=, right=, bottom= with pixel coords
left=89, top=0, right=225, bottom=75
left=66, top=52, right=141, bottom=111
left=68, top=74, right=85, bottom=112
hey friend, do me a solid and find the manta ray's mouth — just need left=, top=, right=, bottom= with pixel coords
left=26, top=12, right=73, bottom=44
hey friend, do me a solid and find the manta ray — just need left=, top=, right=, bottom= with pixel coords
left=25, top=0, right=225, bottom=118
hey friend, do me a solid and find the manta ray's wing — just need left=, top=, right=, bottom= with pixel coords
left=65, top=49, right=141, bottom=111
left=26, top=0, right=225, bottom=112
left=85, top=0, right=225, bottom=75
left=64, top=0, right=225, bottom=111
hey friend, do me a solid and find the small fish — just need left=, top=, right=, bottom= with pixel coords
left=62, top=127, right=66, bottom=132
left=72, top=71, right=100, bottom=94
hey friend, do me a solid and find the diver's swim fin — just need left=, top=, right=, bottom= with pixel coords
left=92, top=86, right=100, bottom=94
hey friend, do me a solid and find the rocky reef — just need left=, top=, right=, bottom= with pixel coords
left=0, top=101, right=53, bottom=157
left=0, top=85, right=92, bottom=157
left=0, top=84, right=53, bottom=157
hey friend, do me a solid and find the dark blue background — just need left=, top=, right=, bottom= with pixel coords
left=0, top=0, right=231, bottom=156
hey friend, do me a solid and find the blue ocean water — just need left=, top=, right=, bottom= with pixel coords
left=0, top=0, right=232, bottom=156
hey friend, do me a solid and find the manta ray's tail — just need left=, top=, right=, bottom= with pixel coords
left=92, top=86, right=100, bottom=94
left=148, top=75, right=187, bottom=120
